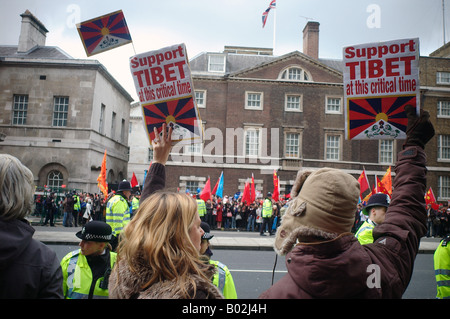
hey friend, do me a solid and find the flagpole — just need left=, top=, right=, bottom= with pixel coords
left=273, top=7, right=277, bottom=53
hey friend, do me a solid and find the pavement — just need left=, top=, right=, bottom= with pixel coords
left=28, top=216, right=442, bottom=253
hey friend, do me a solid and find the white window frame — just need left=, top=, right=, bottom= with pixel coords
left=284, top=94, right=302, bottom=112
left=195, top=90, right=207, bottom=108
left=12, top=94, right=28, bottom=125
left=52, top=96, right=69, bottom=127
left=244, top=126, right=262, bottom=157
left=438, top=135, right=450, bottom=161
left=437, top=100, right=450, bottom=118
left=325, top=96, right=343, bottom=114
left=279, top=66, right=312, bottom=82
left=438, top=175, right=450, bottom=200
left=325, top=133, right=342, bottom=161
left=379, top=140, right=394, bottom=164
left=208, top=54, right=226, bottom=73
left=284, top=132, right=301, bottom=158
left=245, top=92, right=263, bottom=110
left=437, top=71, right=450, bottom=85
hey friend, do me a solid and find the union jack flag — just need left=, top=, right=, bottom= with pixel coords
left=76, top=10, right=132, bottom=57
left=262, top=0, right=276, bottom=28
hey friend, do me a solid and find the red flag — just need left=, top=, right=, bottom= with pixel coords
left=242, top=181, right=251, bottom=204
left=97, top=149, right=108, bottom=198
left=381, top=166, right=392, bottom=196
left=357, top=169, right=370, bottom=197
left=273, top=170, right=279, bottom=201
left=251, top=174, right=256, bottom=203
left=200, top=177, right=211, bottom=202
left=130, top=172, right=139, bottom=188
left=425, top=187, right=439, bottom=210
left=376, top=176, right=390, bottom=197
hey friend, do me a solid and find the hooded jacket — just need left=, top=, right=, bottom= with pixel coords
left=260, top=146, right=428, bottom=299
left=0, top=218, right=63, bottom=298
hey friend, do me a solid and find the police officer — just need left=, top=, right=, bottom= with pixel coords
left=434, top=234, right=450, bottom=299
left=355, top=193, right=390, bottom=245
left=200, top=222, right=237, bottom=299
left=196, top=194, right=206, bottom=222
left=106, top=180, right=132, bottom=250
left=260, top=192, right=274, bottom=236
left=60, top=221, right=117, bottom=299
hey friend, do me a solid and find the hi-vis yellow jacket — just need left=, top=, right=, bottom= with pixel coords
left=106, top=194, right=130, bottom=237
left=61, top=249, right=117, bottom=299
left=434, top=236, right=450, bottom=299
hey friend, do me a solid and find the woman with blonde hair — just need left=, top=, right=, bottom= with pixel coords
left=109, top=124, right=223, bottom=299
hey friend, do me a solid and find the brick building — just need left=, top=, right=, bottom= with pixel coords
left=126, top=21, right=450, bottom=201
left=0, top=10, right=134, bottom=193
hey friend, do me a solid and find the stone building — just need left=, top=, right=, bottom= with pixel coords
left=0, top=10, right=134, bottom=193
left=128, top=21, right=450, bottom=202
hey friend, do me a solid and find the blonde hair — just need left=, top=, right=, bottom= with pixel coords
left=116, top=191, right=210, bottom=298
left=0, top=154, right=35, bottom=220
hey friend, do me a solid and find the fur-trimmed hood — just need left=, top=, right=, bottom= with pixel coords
left=109, top=258, right=223, bottom=299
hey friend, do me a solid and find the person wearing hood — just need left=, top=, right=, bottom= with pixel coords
left=200, top=222, right=237, bottom=299
left=106, top=179, right=132, bottom=251
left=0, top=154, right=63, bottom=299
left=109, top=123, right=223, bottom=299
left=260, top=105, right=435, bottom=299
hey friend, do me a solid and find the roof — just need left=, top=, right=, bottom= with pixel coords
left=0, top=45, right=72, bottom=59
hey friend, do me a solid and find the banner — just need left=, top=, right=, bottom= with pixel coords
left=77, top=10, right=132, bottom=57
left=343, top=38, right=420, bottom=140
left=130, top=43, right=203, bottom=145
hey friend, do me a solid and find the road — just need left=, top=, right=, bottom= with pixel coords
left=49, top=244, right=437, bottom=299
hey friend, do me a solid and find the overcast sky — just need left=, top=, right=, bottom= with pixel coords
left=1, top=0, right=448, bottom=101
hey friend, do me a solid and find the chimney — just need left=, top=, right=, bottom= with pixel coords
left=302, top=21, right=319, bottom=60
left=18, top=10, right=48, bottom=53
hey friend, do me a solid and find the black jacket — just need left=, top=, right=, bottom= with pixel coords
left=0, top=218, right=63, bottom=298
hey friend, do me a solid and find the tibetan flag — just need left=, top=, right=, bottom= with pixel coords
left=357, top=169, right=370, bottom=197
left=273, top=170, right=280, bottom=201
left=77, top=10, right=132, bottom=57
left=97, top=149, right=108, bottom=198
left=262, top=0, right=276, bottom=28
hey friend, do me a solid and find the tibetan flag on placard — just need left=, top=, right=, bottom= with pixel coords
left=77, top=10, right=132, bottom=57
left=343, top=38, right=420, bottom=140
left=262, top=0, right=276, bottom=28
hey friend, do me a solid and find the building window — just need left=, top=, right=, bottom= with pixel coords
left=285, top=132, right=300, bottom=158
left=437, top=72, right=450, bottom=85
left=186, top=180, right=200, bottom=194
left=99, top=104, right=105, bottom=134
left=52, top=96, right=69, bottom=127
left=208, top=54, right=226, bottom=72
left=438, top=175, right=450, bottom=199
left=245, top=92, right=263, bottom=110
left=184, top=143, right=202, bottom=155
left=195, top=90, right=206, bottom=108
left=438, top=135, right=450, bottom=160
left=438, top=101, right=450, bottom=117
left=12, top=94, right=28, bottom=125
left=111, top=112, right=116, bottom=139
left=285, top=94, right=302, bottom=112
left=245, top=127, right=260, bottom=156
left=325, top=134, right=341, bottom=161
left=379, top=140, right=394, bottom=164
left=326, top=97, right=342, bottom=114
left=279, top=66, right=311, bottom=81
left=47, top=170, right=63, bottom=189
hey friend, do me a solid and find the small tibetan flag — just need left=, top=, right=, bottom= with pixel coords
left=77, top=10, right=132, bottom=57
